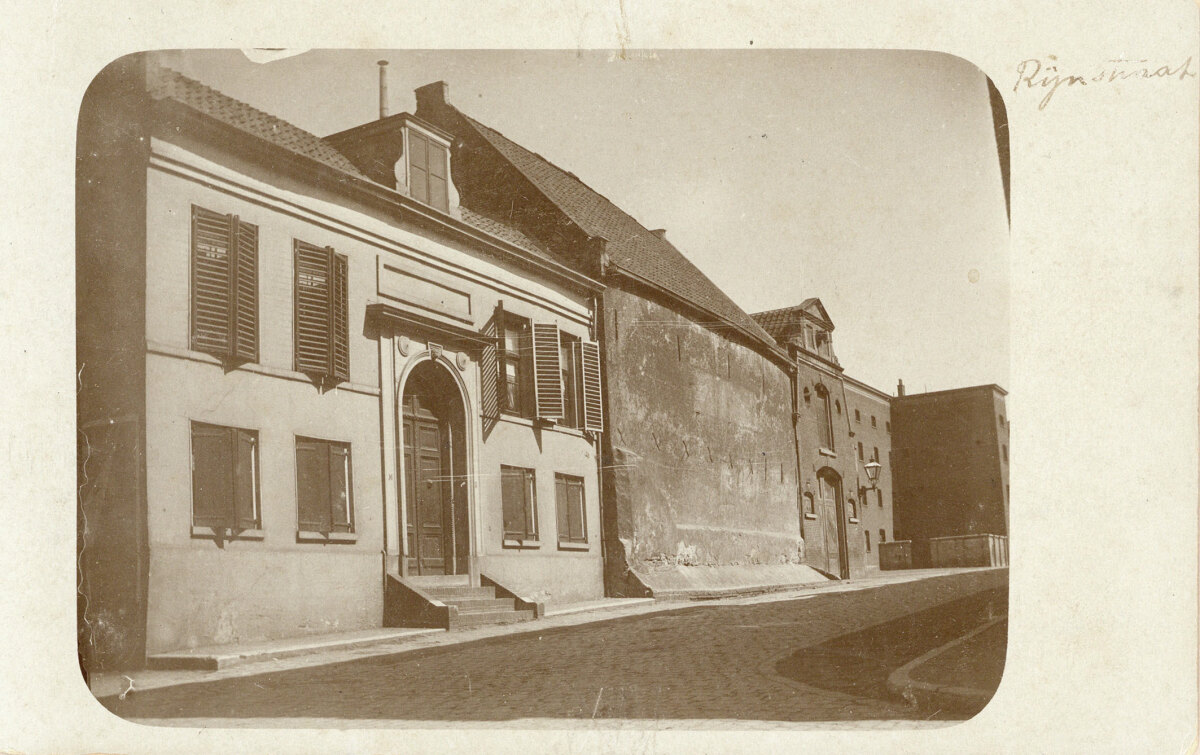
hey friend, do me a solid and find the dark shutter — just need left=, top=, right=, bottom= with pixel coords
left=191, top=423, right=232, bottom=528
left=232, top=220, right=258, bottom=363
left=428, top=141, right=449, bottom=212
left=523, top=469, right=537, bottom=538
left=555, top=476, right=569, bottom=542
left=568, top=479, right=585, bottom=541
left=296, top=439, right=331, bottom=532
left=330, top=253, right=350, bottom=383
left=295, top=241, right=331, bottom=375
left=493, top=302, right=508, bottom=413
left=191, top=206, right=233, bottom=356
left=233, top=429, right=258, bottom=529
left=480, top=306, right=501, bottom=433
left=409, top=132, right=428, bottom=205
left=501, top=466, right=523, bottom=538
left=531, top=322, right=564, bottom=421
left=330, top=443, right=352, bottom=533
left=578, top=340, right=604, bottom=433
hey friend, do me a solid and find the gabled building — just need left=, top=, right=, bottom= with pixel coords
left=330, top=80, right=810, bottom=596
left=752, top=299, right=895, bottom=577
left=77, top=56, right=608, bottom=670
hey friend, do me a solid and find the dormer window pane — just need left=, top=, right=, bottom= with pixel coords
left=408, top=130, right=450, bottom=212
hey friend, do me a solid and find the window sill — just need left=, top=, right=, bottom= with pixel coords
left=803, top=513, right=818, bottom=520
left=557, top=541, right=590, bottom=552
left=190, top=526, right=264, bottom=541
left=818, top=448, right=837, bottom=457
left=502, top=538, right=541, bottom=549
left=499, top=413, right=589, bottom=438
left=297, top=531, right=358, bottom=544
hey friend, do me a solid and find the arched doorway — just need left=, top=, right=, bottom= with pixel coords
left=817, top=467, right=849, bottom=578
left=401, top=360, right=469, bottom=576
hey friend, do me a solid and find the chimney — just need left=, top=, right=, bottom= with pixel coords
left=896, top=379, right=906, bottom=397
left=377, top=60, right=389, bottom=119
left=415, top=80, right=450, bottom=114
left=651, top=229, right=667, bottom=239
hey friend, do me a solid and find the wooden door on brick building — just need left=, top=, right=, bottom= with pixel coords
left=818, top=469, right=847, bottom=578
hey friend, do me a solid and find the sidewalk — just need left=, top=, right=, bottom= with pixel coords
left=90, top=566, right=1003, bottom=701
left=886, top=615, right=1007, bottom=714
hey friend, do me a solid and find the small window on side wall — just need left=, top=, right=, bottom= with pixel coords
left=191, top=421, right=260, bottom=537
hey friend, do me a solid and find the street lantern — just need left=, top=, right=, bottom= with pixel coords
left=863, top=460, right=882, bottom=488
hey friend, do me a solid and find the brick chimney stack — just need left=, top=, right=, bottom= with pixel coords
left=415, top=81, right=450, bottom=114
left=897, top=379, right=906, bottom=397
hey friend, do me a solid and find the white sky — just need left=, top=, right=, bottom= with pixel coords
left=155, top=48, right=1009, bottom=395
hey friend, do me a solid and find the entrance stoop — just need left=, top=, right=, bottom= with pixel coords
left=384, top=573, right=544, bottom=630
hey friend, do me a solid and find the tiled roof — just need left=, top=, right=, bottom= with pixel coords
left=145, top=65, right=555, bottom=264
left=458, top=114, right=781, bottom=352
left=750, top=300, right=819, bottom=339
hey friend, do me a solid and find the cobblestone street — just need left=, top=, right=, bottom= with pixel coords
left=100, top=569, right=1006, bottom=726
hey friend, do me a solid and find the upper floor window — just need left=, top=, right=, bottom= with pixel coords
left=873, top=446, right=879, bottom=462
left=294, top=241, right=349, bottom=387
left=886, top=421, right=891, bottom=433
left=816, top=385, right=834, bottom=451
left=559, top=332, right=582, bottom=428
left=854, top=409, right=861, bottom=422
left=1002, top=444, right=1008, bottom=462
left=407, top=129, right=450, bottom=213
left=191, top=205, right=258, bottom=364
left=500, top=314, right=533, bottom=418
left=871, top=415, right=877, bottom=428
left=857, top=442, right=864, bottom=461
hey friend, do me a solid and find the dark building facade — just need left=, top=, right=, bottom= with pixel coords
left=752, top=300, right=894, bottom=578
left=890, top=383, right=1009, bottom=552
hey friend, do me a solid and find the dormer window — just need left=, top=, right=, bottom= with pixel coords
left=406, top=127, right=450, bottom=212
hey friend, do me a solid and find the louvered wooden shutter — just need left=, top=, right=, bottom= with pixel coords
left=330, top=444, right=352, bottom=532
left=409, top=132, right=428, bottom=205
left=296, top=439, right=331, bottom=532
left=191, top=207, right=233, bottom=356
left=479, top=306, right=501, bottom=433
left=232, top=221, right=258, bottom=363
left=330, top=253, right=350, bottom=383
left=428, top=141, right=449, bottom=212
left=295, top=241, right=331, bottom=375
left=233, top=429, right=258, bottom=530
left=531, top=322, right=564, bottom=421
left=191, top=423, right=232, bottom=528
left=578, top=340, right=604, bottom=433
left=493, top=301, right=508, bottom=413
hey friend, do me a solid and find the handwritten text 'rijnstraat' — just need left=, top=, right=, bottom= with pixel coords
left=1013, top=55, right=1195, bottom=110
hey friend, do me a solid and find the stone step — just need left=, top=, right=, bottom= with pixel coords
left=406, top=574, right=471, bottom=587
left=440, top=597, right=514, bottom=611
left=424, top=586, right=497, bottom=600
left=449, top=608, right=537, bottom=629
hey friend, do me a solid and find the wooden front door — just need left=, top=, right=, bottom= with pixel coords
left=818, top=471, right=845, bottom=578
left=402, top=366, right=466, bottom=576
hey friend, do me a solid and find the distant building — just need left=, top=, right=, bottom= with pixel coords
left=890, top=383, right=1009, bottom=558
left=752, top=300, right=894, bottom=578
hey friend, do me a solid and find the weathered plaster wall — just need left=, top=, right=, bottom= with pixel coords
left=601, top=287, right=800, bottom=584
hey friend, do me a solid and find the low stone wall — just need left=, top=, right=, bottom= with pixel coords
left=928, top=534, right=1008, bottom=568
left=878, top=540, right=913, bottom=571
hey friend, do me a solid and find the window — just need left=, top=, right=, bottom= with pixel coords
left=864, top=529, right=871, bottom=552
left=559, top=333, right=583, bottom=428
left=816, top=386, right=834, bottom=450
left=877, top=489, right=884, bottom=507
left=295, top=437, right=353, bottom=535
left=857, top=442, right=864, bottom=461
left=854, top=409, right=861, bottom=422
left=190, top=421, right=259, bottom=534
left=848, top=496, right=858, bottom=519
left=871, top=415, right=877, bottom=428
left=191, top=206, right=258, bottom=363
left=408, top=129, right=450, bottom=212
left=873, top=446, right=879, bottom=462
left=555, top=474, right=587, bottom=546
left=1002, top=444, right=1008, bottom=462
left=500, top=314, right=533, bottom=417
left=803, top=326, right=816, bottom=351
left=294, top=241, right=349, bottom=386
left=803, top=492, right=815, bottom=516
left=879, top=528, right=886, bottom=544
left=501, top=466, right=538, bottom=542
left=886, top=421, right=891, bottom=433
left=999, top=414, right=1005, bottom=427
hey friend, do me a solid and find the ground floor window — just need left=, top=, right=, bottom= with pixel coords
left=865, top=530, right=872, bottom=552
left=296, top=437, right=353, bottom=534
left=555, top=474, right=587, bottom=545
left=501, top=465, right=538, bottom=542
left=879, top=528, right=887, bottom=544
left=191, top=421, right=259, bottom=532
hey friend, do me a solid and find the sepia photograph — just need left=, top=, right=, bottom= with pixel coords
left=74, top=48, right=1014, bottom=728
